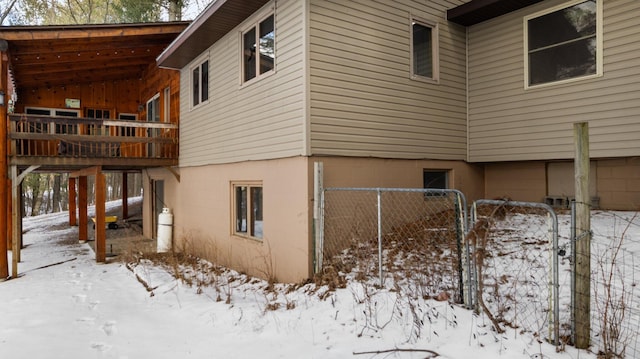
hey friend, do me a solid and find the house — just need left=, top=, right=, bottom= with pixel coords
left=150, top=0, right=639, bottom=283
left=2, top=0, right=637, bottom=283
left=450, top=0, right=640, bottom=210
left=0, top=22, right=189, bottom=278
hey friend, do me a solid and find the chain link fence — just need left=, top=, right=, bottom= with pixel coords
left=319, top=188, right=467, bottom=303
left=318, top=188, right=640, bottom=352
left=468, top=200, right=559, bottom=344
left=570, top=208, right=640, bottom=358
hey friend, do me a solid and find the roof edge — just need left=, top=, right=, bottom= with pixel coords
left=447, top=0, right=545, bottom=26
left=0, top=21, right=190, bottom=40
left=156, top=0, right=228, bottom=69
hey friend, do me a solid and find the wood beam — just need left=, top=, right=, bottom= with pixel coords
left=95, top=171, right=106, bottom=263
left=16, top=165, right=41, bottom=184
left=11, top=44, right=170, bottom=62
left=16, top=58, right=152, bottom=76
left=1, top=23, right=188, bottom=41
left=78, top=176, right=88, bottom=243
left=12, top=133, right=175, bottom=143
left=7, top=180, right=11, bottom=253
left=0, top=52, right=8, bottom=281
left=10, top=166, right=19, bottom=278
left=164, top=166, right=180, bottom=182
left=69, top=177, right=77, bottom=226
left=70, top=166, right=101, bottom=178
left=11, top=156, right=177, bottom=169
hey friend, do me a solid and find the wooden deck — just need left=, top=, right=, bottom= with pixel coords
left=8, top=113, right=178, bottom=170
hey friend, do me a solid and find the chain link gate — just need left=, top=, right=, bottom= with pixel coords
left=318, top=188, right=467, bottom=303
left=468, top=200, right=559, bottom=344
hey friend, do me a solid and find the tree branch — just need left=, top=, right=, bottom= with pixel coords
left=0, top=0, right=19, bottom=28
left=353, top=348, right=439, bottom=357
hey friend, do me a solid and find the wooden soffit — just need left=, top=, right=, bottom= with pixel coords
left=158, top=0, right=270, bottom=69
left=447, top=0, right=545, bottom=26
left=0, top=22, right=189, bottom=89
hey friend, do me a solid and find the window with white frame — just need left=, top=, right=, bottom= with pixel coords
left=525, top=0, right=600, bottom=87
left=147, top=94, right=160, bottom=122
left=242, top=13, right=275, bottom=83
left=233, top=183, right=263, bottom=239
left=25, top=107, right=80, bottom=134
left=411, top=17, right=438, bottom=81
left=192, top=59, right=209, bottom=107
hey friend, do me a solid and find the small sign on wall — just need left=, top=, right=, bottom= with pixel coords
left=65, top=98, right=81, bottom=108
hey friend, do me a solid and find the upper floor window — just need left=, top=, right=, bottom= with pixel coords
left=192, top=59, right=209, bottom=107
left=411, top=17, right=439, bottom=82
left=243, top=13, right=275, bottom=83
left=525, top=0, right=601, bottom=87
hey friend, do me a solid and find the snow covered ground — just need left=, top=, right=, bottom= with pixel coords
left=1, top=199, right=630, bottom=358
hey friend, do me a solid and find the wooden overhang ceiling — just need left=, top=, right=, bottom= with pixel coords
left=158, top=0, right=270, bottom=69
left=0, top=22, right=189, bottom=89
left=447, top=0, right=545, bottom=26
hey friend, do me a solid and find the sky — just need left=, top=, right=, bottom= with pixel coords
left=0, top=198, right=636, bottom=358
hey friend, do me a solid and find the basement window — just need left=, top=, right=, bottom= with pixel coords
left=423, top=170, right=449, bottom=196
left=233, top=183, right=263, bottom=240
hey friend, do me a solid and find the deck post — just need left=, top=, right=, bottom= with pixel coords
left=78, top=176, right=88, bottom=243
left=6, top=180, right=11, bottom=251
left=10, top=166, right=19, bottom=278
left=0, top=51, right=8, bottom=281
left=68, top=177, right=77, bottom=226
left=122, top=172, right=128, bottom=219
left=95, top=171, right=106, bottom=262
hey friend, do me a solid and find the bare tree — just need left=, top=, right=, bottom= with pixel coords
left=0, top=0, right=19, bottom=24
left=52, top=174, right=62, bottom=212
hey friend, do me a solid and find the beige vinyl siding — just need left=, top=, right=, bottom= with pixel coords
left=308, top=0, right=468, bottom=160
left=468, top=0, right=640, bottom=162
left=179, top=0, right=306, bottom=167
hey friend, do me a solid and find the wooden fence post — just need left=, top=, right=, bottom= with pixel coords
left=574, top=122, right=591, bottom=349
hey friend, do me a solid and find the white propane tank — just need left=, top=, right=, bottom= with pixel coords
left=157, top=208, right=173, bottom=253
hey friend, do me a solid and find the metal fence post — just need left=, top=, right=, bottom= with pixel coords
left=313, top=162, right=323, bottom=274
left=377, top=188, right=383, bottom=286
left=570, top=199, right=576, bottom=345
left=552, top=207, right=560, bottom=345
left=468, top=202, right=478, bottom=311
left=453, top=193, right=465, bottom=305
left=317, top=188, right=326, bottom=274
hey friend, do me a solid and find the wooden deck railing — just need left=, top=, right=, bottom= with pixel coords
left=8, top=114, right=178, bottom=160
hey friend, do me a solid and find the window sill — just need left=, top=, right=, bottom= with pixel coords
left=240, top=69, right=276, bottom=89
left=232, top=233, right=264, bottom=243
left=189, top=100, right=210, bottom=112
left=410, top=74, right=440, bottom=84
left=524, top=72, right=603, bottom=91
